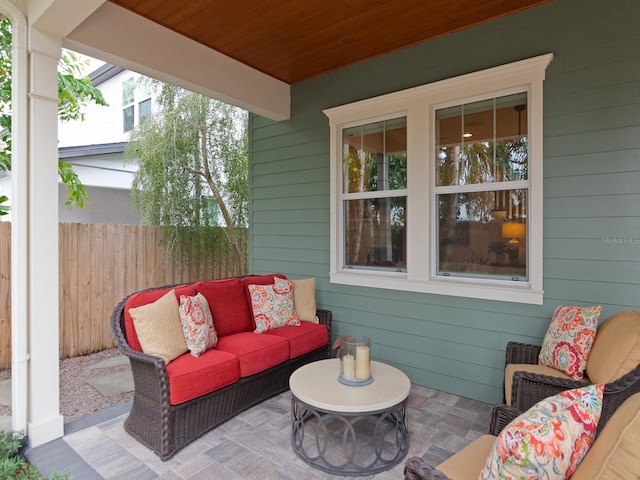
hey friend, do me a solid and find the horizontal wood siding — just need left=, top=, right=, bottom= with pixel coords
left=249, top=0, right=640, bottom=403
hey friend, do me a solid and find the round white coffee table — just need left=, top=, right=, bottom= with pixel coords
left=289, top=358, right=410, bottom=475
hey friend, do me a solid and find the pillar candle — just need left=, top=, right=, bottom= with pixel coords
left=355, top=345, right=370, bottom=380
left=342, top=354, right=355, bottom=380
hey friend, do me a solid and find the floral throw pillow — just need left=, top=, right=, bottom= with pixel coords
left=479, top=383, right=604, bottom=480
left=538, top=305, right=602, bottom=380
left=178, top=293, right=218, bottom=357
left=249, top=278, right=300, bottom=333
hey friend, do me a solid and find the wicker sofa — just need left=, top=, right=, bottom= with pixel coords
left=404, top=393, right=640, bottom=479
left=111, top=273, right=331, bottom=460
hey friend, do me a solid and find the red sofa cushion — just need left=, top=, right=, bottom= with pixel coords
left=166, top=349, right=240, bottom=405
left=123, top=285, right=197, bottom=352
left=264, top=322, right=329, bottom=359
left=215, top=332, right=289, bottom=377
left=195, top=278, right=252, bottom=337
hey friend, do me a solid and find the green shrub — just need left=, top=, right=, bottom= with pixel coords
left=0, top=430, right=70, bottom=480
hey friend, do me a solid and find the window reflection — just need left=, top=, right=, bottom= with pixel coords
left=436, top=93, right=528, bottom=187
left=342, top=117, right=407, bottom=271
left=438, top=190, right=527, bottom=279
left=344, top=197, right=406, bottom=270
left=435, top=92, right=529, bottom=280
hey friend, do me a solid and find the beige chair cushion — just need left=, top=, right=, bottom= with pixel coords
left=586, top=310, right=640, bottom=384
left=571, top=393, right=640, bottom=480
left=129, top=289, right=187, bottom=364
left=504, top=363, right=573, bottom=405
left=438, top=434, right=496, bottom=480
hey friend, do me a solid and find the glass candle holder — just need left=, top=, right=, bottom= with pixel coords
left=338, top=336, right=372, bottom=386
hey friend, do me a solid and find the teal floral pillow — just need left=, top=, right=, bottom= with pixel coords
left=178, top=293, right=218, bottom=357
left=479, top=383, right=604, bottom=480
left=249, top=278, right=300, bottom=333
left=538, top=305, right=602, bottom=380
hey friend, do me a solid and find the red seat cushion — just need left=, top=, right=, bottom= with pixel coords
left=195, top=278, right=252, bottom=337
left=166, top=349, right=240, bottom=405
left=215, top=332, right=289, bottom=377
left=265, top=322, right=329, bottom=359
left=123, top=285, right=197, bottom=352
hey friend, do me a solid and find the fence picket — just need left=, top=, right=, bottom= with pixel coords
left=0, top=223, right=10, bottom=368
left=0, top=222, right=244, bottom=369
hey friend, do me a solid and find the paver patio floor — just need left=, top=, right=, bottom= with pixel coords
left=25, top=384, right=492, bottom=479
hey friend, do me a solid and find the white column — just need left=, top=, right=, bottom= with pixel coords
left=4, top=0, right=29, bottom=436
left=26, top=27, right=64, bottom=447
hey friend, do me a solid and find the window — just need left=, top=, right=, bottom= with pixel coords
left=122, top=77, right=135, bottom=133
left=435, top=92, right=529, bottom=281
left=122, top=77, right=153, bottom=132
left=201, top=197, right=220, bottom=227
left=325, top=54, right=553, bottom=304
left=139, top=98, right=151, bottom=122
left=343, top=118, right=407, bottom=271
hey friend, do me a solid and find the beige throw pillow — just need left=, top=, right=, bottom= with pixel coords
left=292, top=277, right=317, bottom=323
left=129, top=289, right=187, bottom=364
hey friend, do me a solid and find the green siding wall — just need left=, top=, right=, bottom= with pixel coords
left=249, top=0, right=640, bottom=403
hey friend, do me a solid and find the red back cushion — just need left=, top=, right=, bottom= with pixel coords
left=123, top=285, right=197, bottom=351
left=195, top=278, right=253, bottom=337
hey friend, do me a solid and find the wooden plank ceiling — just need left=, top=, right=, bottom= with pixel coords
left=108, top=0, right=551, bottom=85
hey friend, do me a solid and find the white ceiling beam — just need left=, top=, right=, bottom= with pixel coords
left=22, top=0, right=106, bottom=37
left=63, top=2, right=290, bottom=121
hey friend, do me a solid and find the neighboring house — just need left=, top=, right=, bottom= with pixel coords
left=57, top=142, right=139, bottom=224
left=58, top=62, right=152, bottom=148
left=1, top=62, right=146, bottom=224
left=4, top=0, right=640, bottom=449
left=56, top=61, right=221, bottom=225
left=55, top=62, right=152, bottom=224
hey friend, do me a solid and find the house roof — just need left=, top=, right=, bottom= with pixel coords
left=107, top=0, right=552, bottom=85
left=89, top=63, right=124, bottom=86
left=58, top=142, right=128, bottom=159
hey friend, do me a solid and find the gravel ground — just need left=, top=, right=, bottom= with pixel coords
left=0, top=348, right=133, bottom=423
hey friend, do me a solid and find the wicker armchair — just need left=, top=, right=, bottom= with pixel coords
left=403, top=404, right=521, bottom=480
left=405, top=393, right=640, bottom=480
left=505, top=310, right=640, bottom=437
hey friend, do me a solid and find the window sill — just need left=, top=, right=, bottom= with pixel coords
left=330, top=271, right=543, bottom=305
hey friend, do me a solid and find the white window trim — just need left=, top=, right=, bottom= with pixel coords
left=324, top=53, right=553, bottom=305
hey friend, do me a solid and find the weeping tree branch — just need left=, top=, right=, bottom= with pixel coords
left=197, top=127, right=246, bottom=273
left=128, top=81, right=248, bottom=274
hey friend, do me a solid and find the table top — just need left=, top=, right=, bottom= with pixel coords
left=289, top=358, right=411, bottom=413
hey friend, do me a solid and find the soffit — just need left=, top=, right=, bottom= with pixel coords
left=107, top=0, right=552, bottom=85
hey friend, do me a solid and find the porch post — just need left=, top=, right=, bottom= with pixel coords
left=25, top=27, right=64, bottom=446
left=3, top=0, right=29, bottom=436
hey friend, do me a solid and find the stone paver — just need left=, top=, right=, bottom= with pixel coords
left=86, top=370, right=134, bottom=396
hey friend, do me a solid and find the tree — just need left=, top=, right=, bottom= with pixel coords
left=127, top=81, right=248, bottom=273
left=0, top=17, right=107, bottom=213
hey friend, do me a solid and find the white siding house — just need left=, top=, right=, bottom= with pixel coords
left=2, top=61, right=149, bottom=224
left=55, top=62, right=154, bottom=224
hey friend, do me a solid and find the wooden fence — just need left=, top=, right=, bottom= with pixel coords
left=0, top=222, right=244, bottom=369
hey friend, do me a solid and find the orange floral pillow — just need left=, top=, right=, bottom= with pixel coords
left=178, top=293, right=217, bottom=357
left=479, top=383, right=604, bottom=480
left=249, top=278, right=300, bottom=333
left=538, top=305, right=602, bottom=379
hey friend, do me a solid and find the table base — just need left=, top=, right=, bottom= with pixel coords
left=291, top=396, right=409, bottom=476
